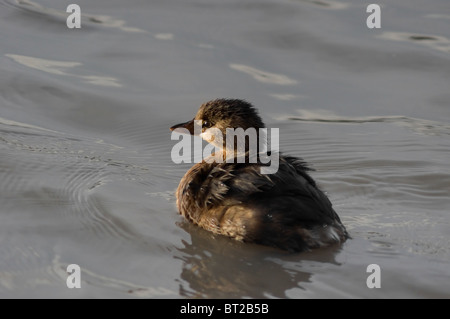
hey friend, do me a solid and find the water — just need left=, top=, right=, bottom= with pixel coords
left=1, top=0, right=449, bottom=298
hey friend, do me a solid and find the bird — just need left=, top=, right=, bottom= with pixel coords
left=170, top=98, right=348, bottom=252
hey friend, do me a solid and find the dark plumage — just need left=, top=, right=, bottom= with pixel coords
left=170, top=99, right=348, bottom=252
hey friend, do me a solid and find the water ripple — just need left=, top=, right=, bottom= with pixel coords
left=278, top=109, right=450, bottom=136
left=379, top=31, right=450, bottom=54
left=0, top=117, right=172, bottom=242
left=230, top=63, right=298, bottom=85
left=6, top=54, right=122, bottom=87
left=1, top=0, right=146, bottom=33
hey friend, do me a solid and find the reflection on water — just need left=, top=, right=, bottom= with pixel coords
left=379, top=32, right=450, bottom=54
left=229, top=64, right=298, bottom=85
left=6, top=54, right=122, bottom=87
left=0, top=116, right=59, bottom=133
left=269, top=93, right=304, bottom=101
left=154, top=33, right=174, bottom=41
left=294, top=0, right=348, bottom=10
left=175, top=222, right=345, bottom=298
left=279, top=109, right=450, bottom=136
left=426, top=14, right=450, bottom=20
left=4, top=0, right=145, bottom=32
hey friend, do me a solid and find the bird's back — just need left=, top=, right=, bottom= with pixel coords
left=176, top=155, right=348, bottom=252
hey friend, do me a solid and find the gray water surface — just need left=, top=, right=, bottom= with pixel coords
left=1, top=0, right=449, bottom=298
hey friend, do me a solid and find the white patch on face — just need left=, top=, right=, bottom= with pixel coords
left=200, top=127, right=223, bottom=146
left=199, top=129, right=213, bottom=143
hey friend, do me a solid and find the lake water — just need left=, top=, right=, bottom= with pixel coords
left=1, top=0, right=449, bottom=298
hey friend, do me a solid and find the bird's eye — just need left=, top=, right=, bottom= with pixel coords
left=202, top=120, right=210, bottom=128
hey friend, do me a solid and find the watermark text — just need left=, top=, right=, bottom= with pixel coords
left=171, top=121, right=279, bottom=174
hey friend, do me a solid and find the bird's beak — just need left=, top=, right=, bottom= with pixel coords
left=170, top=118, right=195, bottom=135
